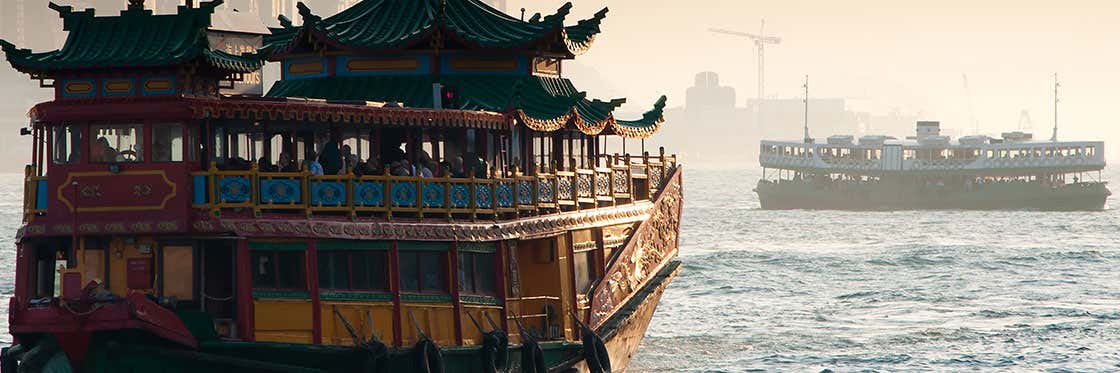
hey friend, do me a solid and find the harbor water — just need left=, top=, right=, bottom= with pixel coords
left=1, top=167, right=1118, bottom=371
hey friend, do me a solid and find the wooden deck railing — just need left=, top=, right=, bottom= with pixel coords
left=188, top=151, right=677, bottom=220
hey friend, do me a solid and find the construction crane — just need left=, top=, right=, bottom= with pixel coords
left=962, top=73, right=979, bottom=135
left=710, top=19, right=782, bottom=116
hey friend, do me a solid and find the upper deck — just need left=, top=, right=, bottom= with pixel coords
left=760, top=122, right=1105, bottom=175
left=18, top=96, right=678, bottom=241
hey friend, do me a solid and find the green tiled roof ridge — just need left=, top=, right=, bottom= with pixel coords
left=266, top=0, right=607, bottom=57
left=0, top=0, right=264, bottom=75
left=265, top=74, right=667, bottom=138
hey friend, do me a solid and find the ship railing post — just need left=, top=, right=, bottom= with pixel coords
left=384, top=168, right=393, bottom=221
left=250, top=162, right=260, bottom=217
left=208, top=160, right=219, bottom=217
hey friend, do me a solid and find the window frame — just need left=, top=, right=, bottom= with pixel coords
left=251, top=250, right=307, bottom=291
left=458, top=251, right=498, bottom=296
left=151, top=122, right=185, bottom=163
left=318, top=250, right=389, bottom=292
left=399, top=250, right=448, bottom=294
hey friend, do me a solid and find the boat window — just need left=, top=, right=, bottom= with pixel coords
left=52, top=124, right=82, bottom=164
left=319, top=251, right=388, bottom=291
left=152, top=123, right=184, bottom=162
left=252, top=251, right=305, bottom=290
left=573, top=250, right=594, bottom=293
left=90, top=124, right=143, bottom=163
left=458, top=252, right=497, bottom=295
left=399, top=251, right=447, bottom=294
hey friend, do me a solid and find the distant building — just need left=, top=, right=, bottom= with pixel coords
left=748, top=98, right=862, bottom=141
left=481, top=0, right=508, bottom=12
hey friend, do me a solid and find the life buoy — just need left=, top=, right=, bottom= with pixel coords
left=581, top=326, right=611, bottom=373
left=413, top=338, right=444, bottom=373
left=480, top=330, right=510, bottom=373
left=519, top=338, right=547, bottom=373
left=356, top=340, right=389, bottom=373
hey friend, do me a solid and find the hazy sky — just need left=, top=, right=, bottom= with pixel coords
left=510, top=0, right=1120, bottom=154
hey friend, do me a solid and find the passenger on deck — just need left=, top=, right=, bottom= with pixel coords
left=450, top=156, right=466, bottom=178
left=258, top=157, right=277, bottom=172
left=307, top=150, right=324, bottom=176
left=278, top=152, right=298, bottom=172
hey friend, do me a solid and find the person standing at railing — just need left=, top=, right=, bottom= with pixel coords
left=450, top=156, right=466, bottom=178
left=320, top=136, right=343, bottom=175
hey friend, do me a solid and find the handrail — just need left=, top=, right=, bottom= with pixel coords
left=187, top=153, right=678, bottom=221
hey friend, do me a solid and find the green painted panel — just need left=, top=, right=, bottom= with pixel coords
left=399, top=293, right=453, bottom=303
left=460, top=295, right=502, bottom=306
left=320, top=291, right=393, bottom=302
left=252, top=290, right=310, bottom=300
left=318, top=240, right=390, bottom=251
left=249, top=241, right=307, bottom=251
left=397, top=241, right=450, bottom=252
left=458, top=242, right=497, bottom=254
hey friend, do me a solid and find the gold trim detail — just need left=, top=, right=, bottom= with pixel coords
left=346, top=58, right=420, bottom=72
left=144, top=79, right=173, bottom=91
left=56, top=170, right=178, bottom=213
left=65, top=81, right=93, bottom=94
left=105, top=80, right=132, bottom=93
left=288, top=60, right=324, bottom=75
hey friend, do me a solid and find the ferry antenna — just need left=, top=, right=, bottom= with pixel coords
left=803, top=74, right=811, bottom=143
left=1052, top=73, right=1059, bottom=142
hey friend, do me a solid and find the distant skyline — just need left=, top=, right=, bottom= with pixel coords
left=1, top=0, right=1118, bottom=161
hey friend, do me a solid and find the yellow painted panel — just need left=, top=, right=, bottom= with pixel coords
left=460, top=305, right=502, bottom=346
left=107, top=238, right=156, bottom=296
left=255, top=331, right=312, bottom=344
left=254, top=300, right=313, bottom=331
left=82, top=250, right=104, bottom=283
left=320, top=301, right=395, bottom=346
left=400, top=303, right=456, bottom=346
left=162, top=246, right=193, bottom=301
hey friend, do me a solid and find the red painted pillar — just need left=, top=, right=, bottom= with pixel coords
left=495, top=241, right=509, bottom=332
left=308, top=239, right=322, bottom=344
left=389, top=241, right=403, bottom=348
left=450, top=242, right=463, bottom=345
left=235, top=240, right=255, bottom=341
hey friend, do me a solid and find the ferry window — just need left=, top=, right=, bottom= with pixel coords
left=153, top=123, right=184, bottom=162
left=162, top=246, right=194, bottom=300
left=253, top=251, right=305, bottom=290
left=399, top=251, right=447, bottom=293
left=1086, top=146, right=1096, bottom=157
left=91, top=124, right=143, bottom=163
left=458, top=252, right=496, bottom=295
left=52, top=125, right=82, bottom=164
left=318, top=251, right=388, bottom=291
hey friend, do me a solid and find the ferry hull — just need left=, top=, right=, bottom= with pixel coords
left=756, top=180, right=1109, bottom=211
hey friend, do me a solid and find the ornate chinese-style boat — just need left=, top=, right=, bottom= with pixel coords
left=0, top=1, right=682, bottom=371
left=757, top=121, right=1108, bottom=210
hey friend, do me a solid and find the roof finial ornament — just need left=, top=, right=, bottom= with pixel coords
left=128, top=0, right=145, bottom=10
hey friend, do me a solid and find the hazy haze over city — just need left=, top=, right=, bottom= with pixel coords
left=2, top=0, right=1119, bottom=168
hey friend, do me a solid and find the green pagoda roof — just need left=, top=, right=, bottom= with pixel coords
left=264, top=0, right=608, bottom=58
left=0, top=0, right=265, bottom=76
left=266, top=75, right=665, bottom=138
